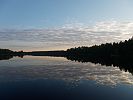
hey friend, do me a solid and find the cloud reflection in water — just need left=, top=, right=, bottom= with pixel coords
left=0, top=56, right=133, bottom=86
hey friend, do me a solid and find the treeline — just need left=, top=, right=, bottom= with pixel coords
left=67, top=38, right=133, bottom=58
left=0, top=49, right=14, bottom=60
left=1, top=39, right=133, bottom=74
left=0, top=49, right=13, bottom=55
left=0, top=49, right=67, bottom=60
left=0, top=49, right=24, bottom=59
left=66, top=37, right=133, bottom=74
left=27, top=50, right=67, bottom=57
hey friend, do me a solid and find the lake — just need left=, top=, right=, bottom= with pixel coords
left=0, top=56, right=133, bottom=100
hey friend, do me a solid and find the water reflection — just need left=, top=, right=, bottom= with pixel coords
left=66, top=56, right=133, bottom=75
left=0, top=55, right=24, bottom=60
left=0, top=55, right=13, bottom=60
left=0, top=56, right=133, bottom=86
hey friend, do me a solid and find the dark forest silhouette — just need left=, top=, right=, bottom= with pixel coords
left=67, top=37, right=133, bottom=59
left=1, top=37, right=133, bottom=74
left=0, top=49, right=24, bottom=60
left=66, top=37, right=133, bottom=74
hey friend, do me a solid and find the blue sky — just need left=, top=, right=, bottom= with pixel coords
left=0, top=0, right=133, bottom=51
left=1, top=0, right=133, bottom=28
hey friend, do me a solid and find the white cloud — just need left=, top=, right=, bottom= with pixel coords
left=0, top=21, right=133, bottom=50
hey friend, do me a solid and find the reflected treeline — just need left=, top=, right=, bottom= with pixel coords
left=0, top=49, right=24, bottom=60
left=66, top=55, right=133, bottom=74
left=66, top=38, right=133, bottom=74
left=0, top=55, right=24, bottom=60
left=0, top=56, right=25, bottom=61
left=0, top=55, right=13, bottom=60
left=0, top=49, right=66, bottom=60
left=1, top=37, right=133, bottom=74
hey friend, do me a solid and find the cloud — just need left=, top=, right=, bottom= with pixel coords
left=0, top=21, right=133, bottom=50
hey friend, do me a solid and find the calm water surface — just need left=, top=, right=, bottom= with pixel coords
left=0, top=56, right=133, bottom=100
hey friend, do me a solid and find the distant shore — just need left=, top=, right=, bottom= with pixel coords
left=0, top=37, right=133, bottom=69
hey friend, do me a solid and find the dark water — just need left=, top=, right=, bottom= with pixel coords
left=0, top=56, right=133, bottom=100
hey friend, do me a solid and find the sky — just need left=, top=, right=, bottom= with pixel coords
left=0, top=0, right=133, bottom=51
